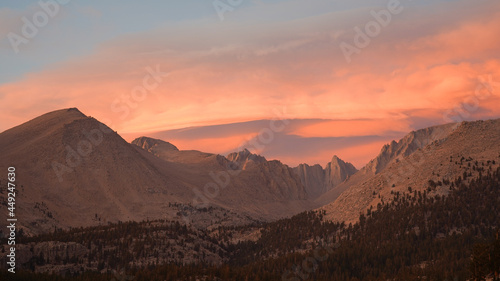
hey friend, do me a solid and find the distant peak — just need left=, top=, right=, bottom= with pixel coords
left=131, top=137, right=178, bottom=151
left=331, top=155, right=341, bottom=161
left=227, top=149, right=267, bottom=163
left=327, top=155, right=357, bottom=171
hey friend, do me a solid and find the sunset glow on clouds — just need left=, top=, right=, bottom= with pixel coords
left=1, top=0, right=499, bottom=168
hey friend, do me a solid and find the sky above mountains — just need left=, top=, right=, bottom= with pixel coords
left=1, top=0, right=499, bottom=167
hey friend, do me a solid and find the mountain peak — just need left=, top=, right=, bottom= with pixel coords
left=37, top=107, right=86, bottom=120
left=66, top=107, right=84, bottom=114
left=330, top=155, right=349, bottom=164
left=293, top=155, right=358, bottom=199
left=0, top=107, right=91, bottom=142
left=42, top=107, right=87, bottom=121
left=227, top=149, right=267, bottom=164
left=325, top=156, right=358, bottom=187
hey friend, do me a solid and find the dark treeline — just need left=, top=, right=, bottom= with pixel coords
left=1, top=162, right=500, bottom=280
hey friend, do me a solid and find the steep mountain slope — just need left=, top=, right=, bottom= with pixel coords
left=316, top=122, right=459, bottom=206
left=363, top=122, right=459, bottom=174
left=0, top=108, right=192, bottom=235
left=318, top=119, right=500, bottom=223
left=294, top=156, right=357, bottom=199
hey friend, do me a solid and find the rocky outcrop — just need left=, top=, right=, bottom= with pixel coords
left=294, top=156, right=358, bottom=199
left=364, top=123, right=459, bottom=174
left=294, top=163, right=325, bottom=199
left=227, top=148, right=267, bottom=168
left=325, top=156, right=358, bottom=187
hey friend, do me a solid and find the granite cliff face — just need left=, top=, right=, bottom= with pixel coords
left=227, top=149, right=267, bottom=166
left=293, top=156, right=357, bottom=199
left=294, top=163, right=325, bottom=199
left=325, top=156, right=358, bottom=187
left=364, top=123, right=459, bottom=174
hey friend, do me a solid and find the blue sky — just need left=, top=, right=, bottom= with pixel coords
left=1, top=0, right=462, bottom=83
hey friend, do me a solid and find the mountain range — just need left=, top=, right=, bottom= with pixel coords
left=1, top=108, right=499, bottom=236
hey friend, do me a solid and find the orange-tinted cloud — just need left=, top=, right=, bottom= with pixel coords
left=290, top=119, right=412, bottom=138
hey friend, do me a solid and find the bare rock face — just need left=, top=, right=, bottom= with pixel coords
left=325, top=155, right=358, bottom=187
left=364, top=123, right=459, bottom=174
left=294, top=163, right=325, bottom=199
left=293, top=156, right=358, bottom=199
left=227, top=149, right=267, bottom=168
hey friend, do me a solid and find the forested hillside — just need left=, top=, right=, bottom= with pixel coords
left=2, top=161, right=500, bottom=280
